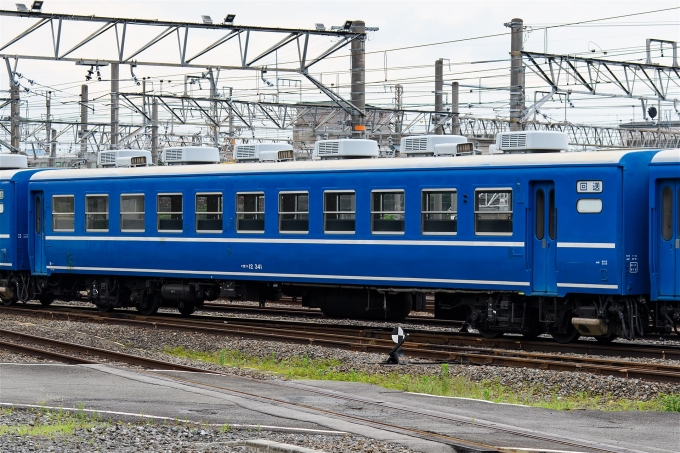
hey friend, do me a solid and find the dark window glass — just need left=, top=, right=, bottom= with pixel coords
left=52, top=195, right=75, bottom=231
left=662, top=186, right=673, bottom=241
left=236, top=193, right=264, bottom=232
left=279, top=193, right=309, bottom=233
left=421, top=190, right=457, bottom=234
left=475, top=190, right=512, bottom=234
left=35, top=197, right=41, bottom=234
left=372, top=191, right=405, bottom=233
left=157, top=194, right=183, bottom=232
left=324, top=192, right=355, bottom=233
left=196, top=193, right=223, bottom=232
left=535, top=189, right=544, bottom=240
left=121, top=195, right=145, bottom=231
left=548, top=189, right=556, bottom=240
left=86, top=195, right=109, bottom=231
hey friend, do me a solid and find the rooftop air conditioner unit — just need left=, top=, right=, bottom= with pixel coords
left=399, top=135, right=468, bottom=157
left=0, top=153, right=28, bottom=169
left=98, top=149, right=152, bottom=168
left=495, top=131, right=568, bottom=153
left=160, top=146, right=220, bottom=165
left=312, top=139, right=379, bottom=160
left=234, top=143, right=294, bottom=163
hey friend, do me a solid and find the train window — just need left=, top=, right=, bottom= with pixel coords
left=121, top=194, right=145, bottom=232
left=535, top=190, right=544, bottom=240
left=576, top=198, right=602, bottom=214
left=372, top=190, right=405, bottom=234
left=662, top=187, right=672, bottom=241
left=421, top=190, right=457, bottom=234
left=475, top=189, right=512, bottom=235
left=196, top=193, right=223, bottom=233
left=279, top=192, right=309, bottom=233
left=236, top=193, right=264, bottom=233
left=157, top=194, right=183, bottom=232
left=52, top=195, right=75, bottom=232
left=86, top=195, right=109, bottom=231
left=324, top=191, right=355, bottom=233
left=548, top=189, right=556, bottom=240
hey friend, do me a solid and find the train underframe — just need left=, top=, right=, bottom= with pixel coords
left=435, top=291, right=680, bottom=343
left=2, top=272, right=679, bottom=342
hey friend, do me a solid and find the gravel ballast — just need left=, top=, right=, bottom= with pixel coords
left=0, top=407, right=418, bottom=453
left=1, top=310, right=679, bottom=403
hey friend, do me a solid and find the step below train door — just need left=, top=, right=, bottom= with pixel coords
left=531, top=181, right=557, bottom=294
left=658, top=181, right=679, bottom=298
left=31, top=191, right=46, bottom=275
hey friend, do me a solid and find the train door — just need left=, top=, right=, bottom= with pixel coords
left=531, top=182, right=557, bottom=294
left=658, top=181, right=679, bottom=298
left=33, top=191, right=46, bottom=275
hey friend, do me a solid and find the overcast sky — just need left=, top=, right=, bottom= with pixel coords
left=1, top=0, right=678, bottom=148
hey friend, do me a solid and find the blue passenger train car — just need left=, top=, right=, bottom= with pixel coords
left=0, top=168, right=45, bottom=304
left=649, top=150, right=680, bottom=313
left=22, top=148, right=666, bottom=341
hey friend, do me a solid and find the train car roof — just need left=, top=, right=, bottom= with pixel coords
left=30, top=148, right=659, bottom=181
left=650, top=149, right=680, bottom=164
left=0, top=168, right=44, bottom=181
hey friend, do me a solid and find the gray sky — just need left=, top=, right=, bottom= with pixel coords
left=1, top=0, right=679, bottom=148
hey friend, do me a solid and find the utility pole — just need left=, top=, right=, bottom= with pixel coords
left=151, top=97, right=159, bottom=165
left=434, top=58, right=444, bottom=135
left=50, top=128, right=56, bottom=166
left=451, top=82, right=460, bottom=135
left=10, top=81, right=20, bottom=152
left=79, top=84, right=88, bottom=158
left=394, top=84, right=403, bottom=134
left=110, top=63, right=119, bottom=149
left=506, top=18, right=525, bottom=131
left=208, top=69, right=219, bottom=148
left=350, top=20, right=366, bottom=138
left=46, top=91, right=52, bottom=164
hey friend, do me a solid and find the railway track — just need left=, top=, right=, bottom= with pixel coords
left=0, top=327, right=643, bottom=453
left=2, top=304, right=680, bottom=384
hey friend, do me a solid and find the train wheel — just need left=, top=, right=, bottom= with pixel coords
left=550, top=323, right=580, bottom=344
left=38, top=296, right=54, bottom=307
left=477, top=327, right=502, bottom=339
left=95, top=304, right=114, bottom=313
left=594, top=333, right=618, bottom=344
left=178, top=302, right=195, bottom=317
left=1, top=296, right=15, bottom=306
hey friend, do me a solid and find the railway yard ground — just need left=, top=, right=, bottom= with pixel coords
left=0, top=300, right=679, bottom=453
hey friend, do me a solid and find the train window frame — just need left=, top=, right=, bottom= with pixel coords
left=421, top=189, right=457, bottom=235
left=576, top=198, right=603, bottom=214
left=196, top=192, right=223, bottom=233
left=85, top=194, right=109, bottom=232
left=120, top=194, right=145, bottom=232
left=324, top=190, right=356, bottom=234
left=52, top=195, right=75, bottom=232
left=474, top=188, right=513, bottom=236
left=279, top=191, right=309, bottom=234
left=371, top=189, right=405, bottom=235
left=157, top=193, right=183, bottom=233
left=236, top=192, right=265, bottom=234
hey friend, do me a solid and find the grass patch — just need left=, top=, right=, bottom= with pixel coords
left=165, top=346, right=680, bottom=412
left=0, top=406, right=101, bottom=439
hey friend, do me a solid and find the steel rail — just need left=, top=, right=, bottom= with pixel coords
left=0, top=328, right=208, bottom=372
left=2, top=305, right=680, bottom=383
left=0, top=324, right=645, bottom=453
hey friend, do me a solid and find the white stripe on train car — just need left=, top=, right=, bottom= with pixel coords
left=557, top=283, right=619, bottom=290
left=46, top=265, right=531, bottom=287
left=0, top=234, right=10, bottom=239
left=0, top=263, right=12, bottom=266
left=556, top=242, right=615, bottom=249
left=45, top=236, right=525, bottom=247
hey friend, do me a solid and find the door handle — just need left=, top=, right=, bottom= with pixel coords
left=676, top=238, right=679, bottom=249
left=542, top=239, right=546, bottom=249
